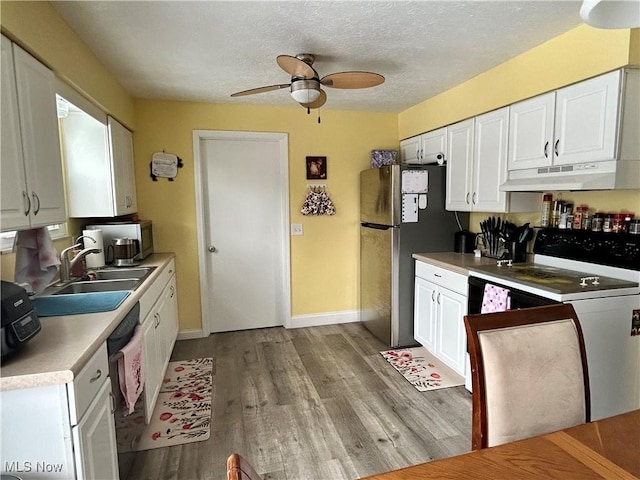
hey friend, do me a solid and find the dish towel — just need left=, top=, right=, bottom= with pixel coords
left=14, top=227, right=61, bottom=295
left=118, top=325, right=145, bottom=414
left=481, top=283, right=511, bottom=313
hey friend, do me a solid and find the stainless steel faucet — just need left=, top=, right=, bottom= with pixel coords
left=59, top=237, right=102, bottom=283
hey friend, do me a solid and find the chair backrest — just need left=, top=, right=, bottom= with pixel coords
left=227, top=453, right=263, bottom=480
left=464, top=303, right=590, bottom=450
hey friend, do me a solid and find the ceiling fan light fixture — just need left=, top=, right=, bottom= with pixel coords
left=290, top=79, right=321, bottom=104
left=580, top=0, right=640, bottom=29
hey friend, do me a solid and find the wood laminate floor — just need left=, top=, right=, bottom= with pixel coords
left=125, top=323, right=472, bottom=480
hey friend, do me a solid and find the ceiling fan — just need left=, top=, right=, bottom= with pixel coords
left=230, top=54, right=385, bottom=109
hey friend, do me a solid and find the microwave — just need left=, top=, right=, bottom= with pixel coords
left=86, top=220, right=154, bottom=261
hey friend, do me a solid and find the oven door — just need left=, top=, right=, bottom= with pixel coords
left=467, top=275, right=560, bottom=315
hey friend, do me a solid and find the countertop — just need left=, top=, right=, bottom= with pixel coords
left=412, top=252, right=498, bottom=275
left=0, top=253, right=175, bottom=392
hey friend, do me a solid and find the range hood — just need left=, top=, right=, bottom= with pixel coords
left=500, top=159, right=640, bottom=192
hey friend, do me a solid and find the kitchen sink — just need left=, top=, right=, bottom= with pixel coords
left=90, top=267, right=155, bottom=281
left=53, top=279, right=141, bottom=295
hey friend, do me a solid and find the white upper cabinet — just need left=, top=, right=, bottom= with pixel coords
left=61, top=108, right=137, bottom=218
left=446, top=108, right=537, bottom=213
left=508, top=70, right=621, bottom=171
left=473, top=108, right=510, bottom=212
left=445, top=118, right=474, bottom=211
left=109, top=116, right=137, bottom=215
left=400, top=127, right=447, bottom=165
left=507, top=92, right=555, bottom=170
left=1, top=35, right=66, bottom=231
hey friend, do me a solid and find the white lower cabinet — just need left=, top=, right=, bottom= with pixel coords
left=0, top=344, right=119, bottom=480
left=140, top=261, right=179, bottom=424
left=414, top=261, right=468, bottom=377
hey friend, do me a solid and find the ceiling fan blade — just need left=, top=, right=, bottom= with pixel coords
left=230, top=84, right=290, bottom=97
left=277, top=55, right=315, bottom=79
left=321, top=71, right=385, bottom=89
left=300, top=89, right=327, bottom=109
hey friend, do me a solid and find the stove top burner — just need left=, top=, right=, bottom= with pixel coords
left=470, top=262, right=639, bottom=297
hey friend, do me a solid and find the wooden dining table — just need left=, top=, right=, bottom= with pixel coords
left=360, top=409, right=640, bottom=479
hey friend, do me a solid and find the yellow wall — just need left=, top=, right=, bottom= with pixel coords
left=399, top=25, right=632, bottom=139
left=133, top=100, right=398, bottom=330
left=398, top=25, right=638, bottom=240
left=0, top=1, right=135, bottom=128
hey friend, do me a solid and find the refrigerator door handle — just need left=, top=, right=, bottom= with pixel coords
left=361, top=222, right=393, bottom=230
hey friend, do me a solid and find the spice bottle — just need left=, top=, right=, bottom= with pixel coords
left=603, top=213, right=614, bottom=233
left=612, top=213, right=625, bottom=233
left=623, top=213, right=635, bottom=233
left=582, top=211, right=592, bottom=231
left=592, top=213, right=604, bottom=232
left=559, top=203, right=573, bottom=229
left=573, top=205, right=587, bottom=230
left=552, top=198, right=564, bottom=228
left=540, top=194, right=552, bottom=227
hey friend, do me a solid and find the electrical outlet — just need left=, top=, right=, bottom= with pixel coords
left=291, top=224, right=303, bottom=236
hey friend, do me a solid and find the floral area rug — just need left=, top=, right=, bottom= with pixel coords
left=380, top=347, right=464, bottom=392
left=116, top=357, right=213, bottom=452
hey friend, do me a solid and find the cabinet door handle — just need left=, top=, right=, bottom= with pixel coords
left=32, top=192, right=40, bottom=215
left=436, top=292, right=441, bottom=305
left=89, top=369, right=102, bottom=383
left=465, top=192, right=470, bottom=205
left=431, top=291, right=436, bottom=301
left=109, top=391, right=116, bottom=414
left=22, top=191, right=31, bottom=216
left=472, top=192, right=477, bottom=205
left=544, top=141, right=549, bottom=158
left=170, top=285, right=175, bottom=298
left=434, top=273, right=442, bottom=278
left=554, top=139, right=559, bottom=157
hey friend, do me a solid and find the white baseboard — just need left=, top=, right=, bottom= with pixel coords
left=177, top=329, right=206, bottom=340
left=289, top=310, right=360, bottom=329
left=178, top=311, right=360, bottom=339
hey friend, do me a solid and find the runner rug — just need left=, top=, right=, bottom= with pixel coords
left=116, top=357, right=213, bottom=451
left=380, top=347, right=464, bottom=392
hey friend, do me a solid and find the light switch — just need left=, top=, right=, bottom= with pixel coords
left=291, top=224, right=304, bottom=236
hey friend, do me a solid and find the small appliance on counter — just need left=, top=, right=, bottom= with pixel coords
left=1, top=281, right=41, bottom=361
left=454, top=230, right=476, bottom=253
left=83, top=220, right=153, bottom=266
left=110, top=237, right=139, bottom=267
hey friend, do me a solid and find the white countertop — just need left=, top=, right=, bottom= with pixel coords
left=0, top=253, right=175, bottom=392
left=412, top=251, right=497, bottom=275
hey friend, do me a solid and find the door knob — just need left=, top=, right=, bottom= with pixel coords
left=208, top=246, right=217, bottom=252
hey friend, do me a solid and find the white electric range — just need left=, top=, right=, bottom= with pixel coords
left=467, top=228, right=640, bottom=421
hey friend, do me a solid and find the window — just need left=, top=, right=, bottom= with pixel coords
left=0, top=224, right=67, bottom=253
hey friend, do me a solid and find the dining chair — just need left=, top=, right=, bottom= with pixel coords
left=227, top=453, right=263, bottom=480
left=464, top=303, right=590, bottom=450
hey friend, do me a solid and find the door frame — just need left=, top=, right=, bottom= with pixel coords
left=192, top=130, right=291, bottom=335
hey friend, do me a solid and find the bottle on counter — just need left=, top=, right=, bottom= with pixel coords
left=573, top=205, right=588, bottom=230
left=612, top=213, right=625, bottom=233
left=629, top=219, right=640, bottom=235
left=623, top=213, right=635, bottom=233
left=552, top=197, right=564, bottom=228
left=559, top=203, right=573, bottom=229
left=540, top=193, right=552, bottom=227
left=592, top=213, right=604, bottom=232
left=603, top=213, right=615, bottom=233
left=582, top=210, right=592, bottom=230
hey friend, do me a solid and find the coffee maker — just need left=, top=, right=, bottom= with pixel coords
left=110, top=237, right=140, bottom=267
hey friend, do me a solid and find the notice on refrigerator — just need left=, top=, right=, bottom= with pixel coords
left=401, top=170, right=428, bottom=194
left=402, top=194, right=419, bottom=222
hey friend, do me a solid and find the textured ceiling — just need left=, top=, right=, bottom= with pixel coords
left=52, top=1, right=585, bottom=113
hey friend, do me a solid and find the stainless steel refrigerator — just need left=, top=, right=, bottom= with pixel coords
left=360, top=164, right=468, bottom=347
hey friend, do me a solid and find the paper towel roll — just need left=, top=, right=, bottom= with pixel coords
left=423, top=152, right=445, bottom=165
left=83, top=229, right=105, bottom=268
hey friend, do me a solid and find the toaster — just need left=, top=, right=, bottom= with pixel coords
left=1, top=281, right=41, bottom=361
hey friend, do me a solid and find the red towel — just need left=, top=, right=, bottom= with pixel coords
left=481, top=283, right=511, bottom=313
left=14, top=227, right=60, bottom=294
left=118, top=325, right=145, bottom=414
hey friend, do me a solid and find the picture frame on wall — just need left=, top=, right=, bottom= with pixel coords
left=306, top=156, right=327, bottom=180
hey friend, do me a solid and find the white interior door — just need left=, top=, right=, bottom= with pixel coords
left=194, top=131, right=290, bottom=334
